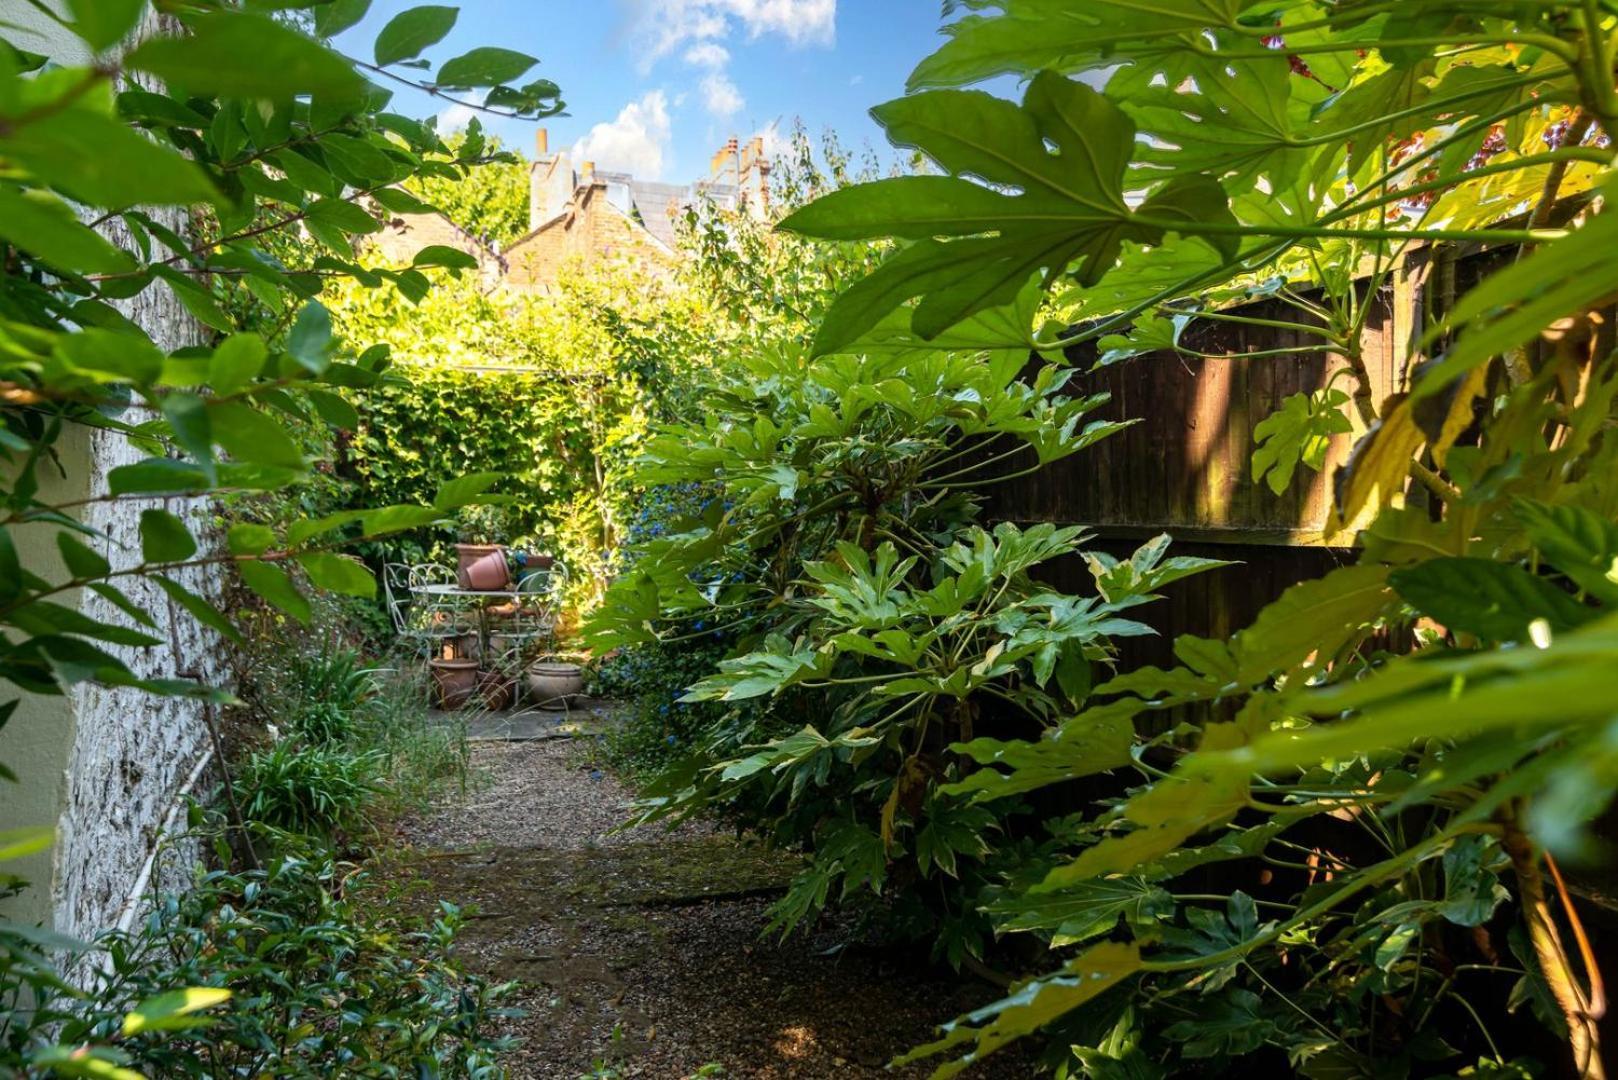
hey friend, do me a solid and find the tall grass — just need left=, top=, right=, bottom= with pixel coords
left=234, top=644, right=473, bottom=842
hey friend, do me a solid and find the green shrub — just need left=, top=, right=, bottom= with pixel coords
left=284, top=648, right=373, bottom=715
left=237, top=743, right=382, bottom=839
left=6, top=845, right=517, bottom=1078
left=593, top=636, right=734, bottom=779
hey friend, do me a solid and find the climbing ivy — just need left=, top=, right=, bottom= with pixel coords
left=325, top=259, right=718, bottom=609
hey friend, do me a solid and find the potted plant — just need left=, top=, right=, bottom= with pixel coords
left=506, top=538, right=555, bottom=579
left=428, top=656, right=479, bottom=710
left=525, top=660, right=584, bottom=710
left=475, top=667, right=516, bottom=712
left=454, top=505, right=510, bottom=581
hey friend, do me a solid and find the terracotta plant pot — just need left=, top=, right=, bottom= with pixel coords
left=526, top=662, right=584, bottom=710
left=461, top=549, right=510, bottom=591
left=475, top=669, right=516, bottom=712
left=428, top=657, right=479, bottom=710
left=455, top=542, right=501, bottom=578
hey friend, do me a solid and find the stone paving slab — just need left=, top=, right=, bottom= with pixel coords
left=429, top=696, right=620, bottom=741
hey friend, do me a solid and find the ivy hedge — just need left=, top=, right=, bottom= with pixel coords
left=327, top=264, right=716, bottom=608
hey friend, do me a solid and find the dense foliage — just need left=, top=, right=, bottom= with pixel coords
left=5, top=845, right=514, bottom=1079
left=595, top=3, right=1618, bottom=1078
left=402, top=132, right=531, bottom=249
left=0, top=4, right=554, bottom=1075
left=326, top=262, right=716, bottom=609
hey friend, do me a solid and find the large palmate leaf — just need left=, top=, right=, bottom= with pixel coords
left=1390, top=557, right=1596, bottom=641
left=989, top=877, right=1174, bottom=947
left=909, top=0, right=1249, bottom=90
left=894, top=941, right=1143, bottom=1077
left=1250, top=387, right=1353, bottom=495
left=1415, top=208, right=1618, bottom=395
left=945, top=703, right=1139, bottom=803
left=1178, top=620, right=1618, bottom=783
left=779, top=72, right=1237, bottom=355
left=1123, top=52, right=1318, bottom=194
left=1514, top=499, right=1618, bottom=607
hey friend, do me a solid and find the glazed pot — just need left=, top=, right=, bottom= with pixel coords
left=475, top=669, right=516, bottom=712
left=526, top=662, right=584, bottom=710
left=461, top=549, right=511, bottom=591
left=428, top=657, right=479, bottom=710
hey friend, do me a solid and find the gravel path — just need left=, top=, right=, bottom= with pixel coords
left=396, top=739, right=713, bottom=852
left=389, top=739, right=1039, bottom=1079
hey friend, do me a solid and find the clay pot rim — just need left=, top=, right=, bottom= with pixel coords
left=429, top=657, right=479, bottom=669
left=527, top=661, right=582, bottom=674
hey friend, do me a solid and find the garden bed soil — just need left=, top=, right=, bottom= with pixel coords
left=385, top=739, right=1037, bottom=1078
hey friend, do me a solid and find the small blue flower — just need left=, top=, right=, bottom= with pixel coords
left=665, top=735, right=677, bottom=746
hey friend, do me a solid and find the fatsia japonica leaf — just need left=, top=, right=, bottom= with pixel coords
left=1124, top=52, right=1319, bottom=194
left=944, top=702, right=1139, bottom=803
left=1231, top=563, right=1395, bottom=682
left=909, top=0, right=1246, bottom=91
left=778, top=73, right=1238, bottom=356
left=985, top=877, right=1174, bottom=946
left=1414, top=210, right=1618, bottom=396
left=1514, top=498, right=1618, bottom=607
left=1250, top=387, right=1353, bottom=495
left=1095, top=313, right=1185, bottom=367
left=1389, top=557, right=1596, bottom=641
left=893, top=941, right=1142, bottom=1077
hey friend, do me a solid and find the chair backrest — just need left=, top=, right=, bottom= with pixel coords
left=383, top=562, right=412, bottom=593
left=382, top=563, right=412, bottom=633
left=408, top=562, right=456, bottom=589
left=517, top=563, right=566, bottom=598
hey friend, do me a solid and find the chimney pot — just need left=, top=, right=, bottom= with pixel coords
left=536, top=128, right=549, bottom=156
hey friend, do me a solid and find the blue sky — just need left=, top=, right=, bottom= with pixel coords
left=336, top=1, right=948, bottom=182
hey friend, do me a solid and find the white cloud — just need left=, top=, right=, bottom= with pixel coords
left=621, top=0, right=835, bottom=135
left=701, top=72, right=745, bottom=120
left=437, top=90, right=488, bottom=135
left=573, top=91, right=672, bottom=180
left=728, top=0, right=836, bottom=45
left=683, top=42, right=731, bottom=69
left=624, top=0, right=836, bottom=69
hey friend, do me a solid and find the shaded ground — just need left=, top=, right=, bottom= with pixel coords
left=386, top=738, right=1035, bottom=1079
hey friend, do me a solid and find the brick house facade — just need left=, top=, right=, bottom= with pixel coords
left=370, top=129, right=771, bottom=291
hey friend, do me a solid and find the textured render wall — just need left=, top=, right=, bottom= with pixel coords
left=0, top=5, right=224, bottom=946
left=52, top=210, right=224, bottom=947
